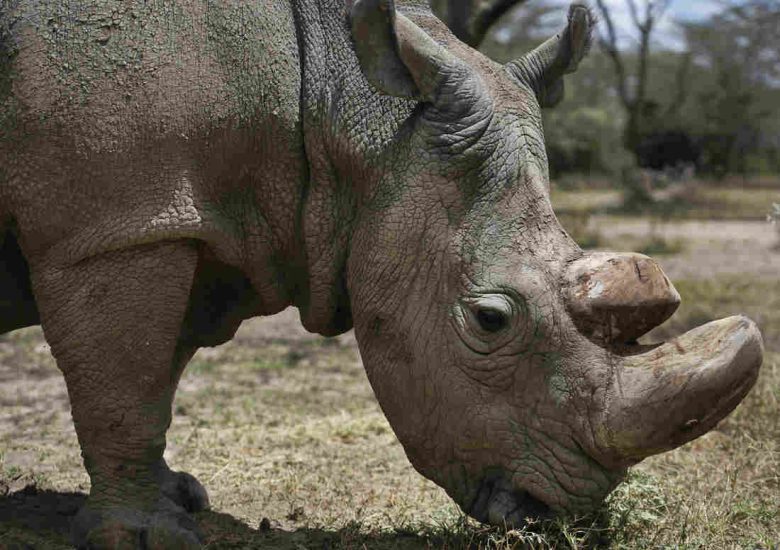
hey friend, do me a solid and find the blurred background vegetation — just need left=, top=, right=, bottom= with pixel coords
left=477, top=0, right=780, bottom=183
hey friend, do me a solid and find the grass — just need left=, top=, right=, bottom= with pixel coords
left=556, top=211, right=685, bottom=255
left=550, top=189, right=621, bottom=214
left=648, top=276, right=780, bottom=349
left=551, top=180, right=779, bottom=222
left=1, top=239, right=779, bottom=548
left=555, top=211, right=604, bottom=249
left=686, top=187, right=779, bottom=220
left=635, top=235, right=685, bottom=256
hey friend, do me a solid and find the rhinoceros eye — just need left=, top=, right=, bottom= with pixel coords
left=476, top=308, right=507, bottom=333
left=464, top=294, right=514, bottom=336
left=455, top=293, right=524, bottom=354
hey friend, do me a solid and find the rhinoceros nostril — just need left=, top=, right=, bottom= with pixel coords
left=487, top=488, right=552, bottom=527
left=468, top=476, right=553, bottom=527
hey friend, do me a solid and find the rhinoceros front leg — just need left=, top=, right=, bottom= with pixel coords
left=30, top=241, right=205, bottom=549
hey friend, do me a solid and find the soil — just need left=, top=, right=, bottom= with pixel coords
left=591, top=218, right=780, bottom=280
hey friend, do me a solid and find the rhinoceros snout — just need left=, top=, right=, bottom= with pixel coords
left=563, top=252, right=681, bottom=344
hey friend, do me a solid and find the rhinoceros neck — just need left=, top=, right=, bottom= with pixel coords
left=291, top=0, right=421, bottom=335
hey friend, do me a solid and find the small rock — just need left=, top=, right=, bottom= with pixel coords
left=258, top=517, right=271, bottom=532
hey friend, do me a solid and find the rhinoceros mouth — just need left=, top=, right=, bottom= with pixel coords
left=467, top=475, right=553, bottom=528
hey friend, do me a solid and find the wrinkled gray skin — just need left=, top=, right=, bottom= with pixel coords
left=0, top=0, right=763, bottom=547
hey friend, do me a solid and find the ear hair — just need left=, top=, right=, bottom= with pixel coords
left=505, top=3, right=596, bottom=108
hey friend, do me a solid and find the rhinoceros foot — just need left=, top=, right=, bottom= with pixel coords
left=72, top=497, right=202, bottom=550
left=159, top=466, right=211, bottom=514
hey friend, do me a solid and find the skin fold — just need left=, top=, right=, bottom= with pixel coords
left=0, top=0, right=763, bottom=548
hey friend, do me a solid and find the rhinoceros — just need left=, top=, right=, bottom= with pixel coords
left=0, top=0, right=763, bottom=547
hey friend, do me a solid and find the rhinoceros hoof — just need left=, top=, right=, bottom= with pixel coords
left=161, top=469, right=211, bottom=513
left=72, top=499, right=202, bottom=550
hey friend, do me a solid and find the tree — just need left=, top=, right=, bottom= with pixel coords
left=681, top=0, right=780, bottom=174
left=429, top=0, right=526, bottom=47
left=479, top=1, right=561, bottom=63
left=594, top=0, right=675, bottom=153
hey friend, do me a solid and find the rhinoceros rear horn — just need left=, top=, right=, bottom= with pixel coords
left=351, top=0, right=471, bottom=105
left=505, top=3, right=595, bottom=108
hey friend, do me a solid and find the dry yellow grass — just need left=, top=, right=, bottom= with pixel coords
left=1, top=226, right=779, bottom=549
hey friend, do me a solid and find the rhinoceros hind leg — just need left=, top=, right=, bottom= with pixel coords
left=30, top=241, right=203, bottom=549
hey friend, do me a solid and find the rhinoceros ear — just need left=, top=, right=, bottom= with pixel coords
left=351, top=0, right=467, bottom=104
left=505, top=3, right=595, bottom=108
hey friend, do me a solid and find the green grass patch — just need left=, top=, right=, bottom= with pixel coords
left=555, top=211, right=604, bottom=249
left=187, top=360, right=219, bottom=375
left=687, top=187, right=778, bottom=220
left=552, top=183, right=778, bottom=221
left=245, top=359, right=290, bottom=371
left=550, top=189, right=621, bottom=214
left=636, top=235, right=685, bottom=256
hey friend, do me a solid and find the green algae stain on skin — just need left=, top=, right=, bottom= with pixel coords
left=0, top=19, right=14, bottom=101
left=508, top=416, right=538, bottom=466
left=540, top=351, right=571, bottom=406
left=367, top=176, right=407, bottom=213
left=202, top=186, right=262, bottom=240
left=203, top=2, right=262, bottom=125
left=203, top=1, right=298, bottom=127
left=23, top=1, right=195, bottom=111
left=0, top=4, right=20, bottom=143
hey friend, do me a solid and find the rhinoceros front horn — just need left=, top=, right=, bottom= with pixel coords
left=563, top=252, right=681, bottom=345
left=563, top=253, right=763, bottom=467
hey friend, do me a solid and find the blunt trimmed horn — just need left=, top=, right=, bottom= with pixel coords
left=563, top=252, right=680, bottom=345
left=593, top=316, right=763, bottom=467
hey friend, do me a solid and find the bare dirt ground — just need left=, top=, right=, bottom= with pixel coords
left=1, top=217, right=778, bottom=549
left=590, top=217, right=780, bottom=280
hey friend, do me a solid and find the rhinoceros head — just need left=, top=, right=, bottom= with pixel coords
left=345, top=0, right=763, bottom=525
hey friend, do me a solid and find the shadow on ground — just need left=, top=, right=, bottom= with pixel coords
left=0, top=486, right=449, bottom=549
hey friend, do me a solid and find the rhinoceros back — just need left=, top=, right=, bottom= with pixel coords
left=0, top=0, right=306, bottom=285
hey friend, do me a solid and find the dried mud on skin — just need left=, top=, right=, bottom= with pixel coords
left=1, top=218, right=779, bottom=549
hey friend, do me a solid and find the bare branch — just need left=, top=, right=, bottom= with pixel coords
left=655, top=0, right=674, bottom=20
left=596, top=0, right=674, bottom=151
left=666, top=51, right=692, bottom=117
left=644, top=0, right=653, bottom=31
left=594, top=0, right=631, bottom=107
left=626, top=0, right=644, bottom=31
left=430, top=0, right=526, bottom=47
